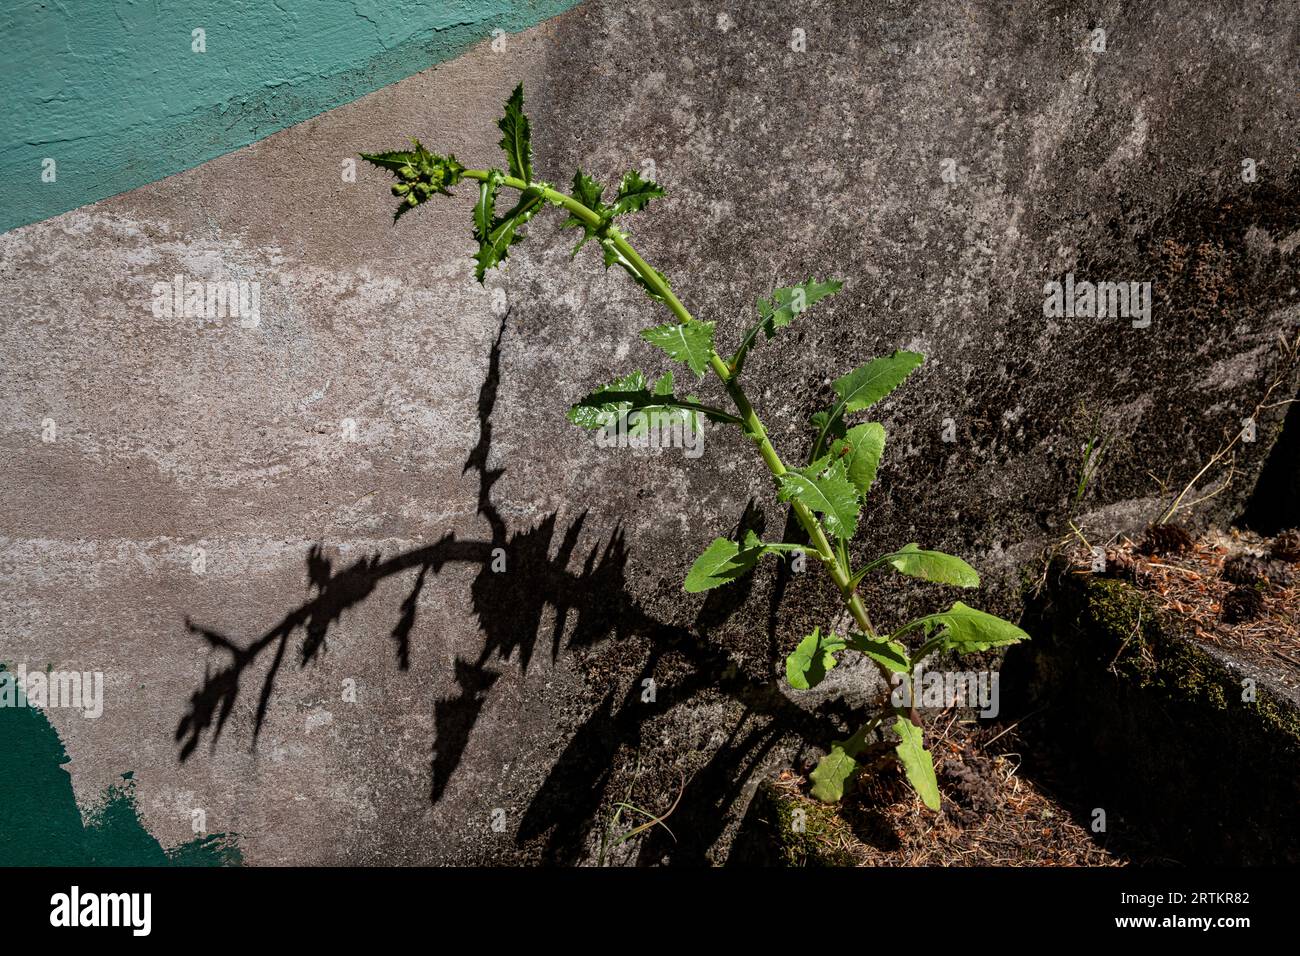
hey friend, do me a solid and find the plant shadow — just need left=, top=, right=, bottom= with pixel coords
left=176, top=309, right=851, bottom=863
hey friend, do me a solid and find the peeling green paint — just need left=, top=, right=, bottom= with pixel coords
left=0, top=666, right=241, bottom=866
left=2, top=0, right=581, bottom=233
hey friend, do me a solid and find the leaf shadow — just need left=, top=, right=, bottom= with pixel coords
left=176, top=308, right=851, bottom=862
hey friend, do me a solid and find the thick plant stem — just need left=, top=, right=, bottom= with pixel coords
left=463, top=169, right=882, bottom=645
left=708, top=355, right=879, bottom=640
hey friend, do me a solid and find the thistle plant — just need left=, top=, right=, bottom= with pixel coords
left=361, top=84, right=1029, bottom=810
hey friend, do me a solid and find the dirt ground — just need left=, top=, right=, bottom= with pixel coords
left=736, top=718, right=1173, bottom=867
left=1072, top=526, right=1300, bottom=697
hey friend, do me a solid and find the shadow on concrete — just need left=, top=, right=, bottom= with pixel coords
left=1240, top=386, right=1300, bottom=535
left=176, top=309, right=849, bottom=863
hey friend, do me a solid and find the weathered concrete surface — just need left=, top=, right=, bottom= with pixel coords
left=1, top=1, right=1297, bottom=864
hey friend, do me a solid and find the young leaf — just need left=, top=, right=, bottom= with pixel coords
left=472, top=186, right=544, bottom=282
left=759, top=278, right=843, bottom=333
left=809, top=720, right=875, bottom=802
left=474, top=170, right=503, bottom=242
left=931, top=602, right=1029, bottom=652
left=732, top=279, right=843, bottom=373
left=893, top=716, right=941, bottom=811
left=785, top=627, right=848, bottom=690
left=832, top=350, right=926, bottom=416
left=609, top=170, right=664, bottom=218
left=360, top=149, right=422, bottom=175
left=884, top=544, right=980, bottom=588
left=569, top=170, right=605, bottom=211
left=777, top=458, right=860, bottom=540
left=640, top=319, right=716, bottom=379
left=684, top=531, right=795, bottom=593
left=561, top=170, right=609, bottom=256
left=497, top=83, right=532, bottom=183
left=845, top=633, right=910, bottom=674
left=832, top=422, right=885, bottom=498
left=811, top=350, right=924, bottom=460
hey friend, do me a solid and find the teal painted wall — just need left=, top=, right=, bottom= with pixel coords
left=0, top=666, right=241, bottom=866
left=1, top=0, right=578, bottom=233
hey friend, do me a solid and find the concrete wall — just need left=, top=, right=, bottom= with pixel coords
left=1, top=0, right=1297, bottom=864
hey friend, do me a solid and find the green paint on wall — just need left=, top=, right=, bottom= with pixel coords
left=0, top=687, right=90, bottom=866
left=1, top=0, right=579, bottom=233
left=0, top=666, right=241, bottom=866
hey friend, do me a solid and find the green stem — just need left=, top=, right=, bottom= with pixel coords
left=462, top=168, right=882, bottom=644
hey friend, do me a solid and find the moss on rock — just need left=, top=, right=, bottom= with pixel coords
left=737, top=781, right=859, bottom=867
left=1007, top=557, right=1300, bottom=864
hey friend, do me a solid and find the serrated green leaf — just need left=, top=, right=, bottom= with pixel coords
left=809, top=748, right=857, bottom=803
left=569, top=169, right=604, bottom=211
left=472, top=217, right=519, bottom=280
left=474, top=170, right=502, bottom=242
left=685, top=537, right=752, bottom=593
left=786, top=627, right=848, bottom=690
left=811, top=350, right=924, bottom=461
left=600, top=236, right=670, bottom=302
left=832, top=351, right=926, bottom=415
left=759, top=279, right=843, bottom=333
left=565, top=371, right=650, bottom=430
left=561, top=170, right=609, bottom=256
left=927, top=601, right=1029, bottom=653
left=640, top=319, right=715, bottom=379
left=568, top=370, right=737, bottom=434
left=893, top=716, right=941, bottom=811
left=809, top=721, right=875, bottom=802
left=624, top=372, right=679, bottom=438
left=845, top=633, right=910, bottom=674
left=906, top=601, right=1030, bottom=663
left=609, top=169, right=664, bottom=218
left=885, top=543, right=980, bottom=588
left=360, top=149, right=422, bottom=174
left=684, top=530, right=796, bottom=593
left=685, top=532, right=758, bottom=591
left=472, top=182, right=546, bottom=282
left=733, top=279, right=842, bottom=373
left=497, top=83, right=532, bottom=183
left=833, top=422, right=885, bottom=498
left=777, top=458, right=860, bottom=540
left=473, top=183, right=543, bottom=280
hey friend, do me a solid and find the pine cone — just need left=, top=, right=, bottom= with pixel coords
left=1103, top=548, right=1136, bottom=578
left=1222, top=585, right=1265, bottom=624
left=1271, top=529, right=1300, bottom=563
left=1137, top=523, right=1194, bottom=556
left=1222, top=552, right=1270, bottom=585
